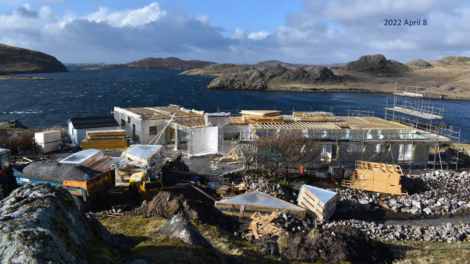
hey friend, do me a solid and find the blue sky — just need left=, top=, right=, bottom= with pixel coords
left=0, top=0, right=468, bottom=63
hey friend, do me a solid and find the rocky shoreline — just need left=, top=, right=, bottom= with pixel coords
left=0, top=76, right=53, bottom=81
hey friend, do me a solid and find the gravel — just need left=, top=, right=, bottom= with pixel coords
left=23, top=161, right=102, bottom=181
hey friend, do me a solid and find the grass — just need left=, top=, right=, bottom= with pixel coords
left=387, top=240, right=470, bottom=264
left=100, top=215, right=284, bottom=264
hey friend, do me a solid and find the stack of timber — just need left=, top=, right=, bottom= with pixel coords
left=292, top=112, right=337, bottom=122
left=35, top=130, right=61, bottom=153
left=342, top=161, right=408, bottom=195
left=297, top=185, right=337, bottom=221
left=238, top=212, right=285, bottom=239
left=81, top=130, right=128, bottom=150
left=240, top=110, right=284, bottom=123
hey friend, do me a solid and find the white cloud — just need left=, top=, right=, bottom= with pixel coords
left=248, top=31, right=271, bottom=41
left=0, top=0, right=469, bottom=64
left=86, top=2, right=166, bottom=27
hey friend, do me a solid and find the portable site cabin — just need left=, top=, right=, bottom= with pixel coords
left=297, top=185, right=337, bottom=221
left=342, top=161, right=408, bottom=195
left=215, top=190, right=306, bottom=218
left=68, top=116, right=120, bottom=146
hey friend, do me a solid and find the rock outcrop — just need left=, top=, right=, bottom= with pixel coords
left=406, top=59, right=433, bottom=68
left=342, top=54, right=410, bottom=76
left=206, top=64, right=344, bottom=90
left=0, top=44, right=68, bottom=75
left=0, top=184, right=116, bottom=263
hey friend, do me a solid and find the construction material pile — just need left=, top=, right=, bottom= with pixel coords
left=240, top=110, right=283, bottom=123
left=35, top=130, right=61, bottom=153
left=23, top=161, right=102, bottom=181
left=292, top=111, right=337, bottom=122
left=81, top=130, right=128, bottom=150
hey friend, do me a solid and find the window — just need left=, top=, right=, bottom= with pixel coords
left=149, top=126, right=157, bottom=136
left=128, top=117, right=131, bottom=123
left=121, top=119, right=125, bottom=127
left=348, top=144, right=364, bottom=153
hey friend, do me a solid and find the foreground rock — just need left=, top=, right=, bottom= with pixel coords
left=0, top=184, right=116, bottom=263
left=0, top=43, right=68, bottom=74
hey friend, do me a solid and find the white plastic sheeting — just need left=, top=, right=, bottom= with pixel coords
left=188, top=127, right=220, bottom=156
left=204, top=112, right=230, bottom=126
left=113, top=144, right=165, bottom=172
left=218, top=190, right=303, bottom=209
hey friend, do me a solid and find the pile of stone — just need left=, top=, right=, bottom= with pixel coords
left=242, top=174, right=296, bottom=202
left=335, top=188, right=381, bottom=213
left=332, top=219, right=470, bottom=244
left=383, top=170, right=470, bottom=216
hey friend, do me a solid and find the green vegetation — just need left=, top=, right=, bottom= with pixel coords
left=387, top=240, right=470, bottom=264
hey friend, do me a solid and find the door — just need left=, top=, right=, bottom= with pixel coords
left=132, top=124, right=136, bottom=141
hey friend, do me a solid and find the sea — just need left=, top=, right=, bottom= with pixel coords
left=1, top=67, right=470, bottom=142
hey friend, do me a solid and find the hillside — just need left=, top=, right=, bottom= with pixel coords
left=180, top=54, right=470, bottom=100
left=0, top=44, right=68, bottom=75
left=341, top=54, right=411, bottom=76
left=108, top=57, right=215, bottom=70
left=206, top=64, right=346, bottom=90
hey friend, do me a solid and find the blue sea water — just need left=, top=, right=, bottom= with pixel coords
left=1, top=68, right=469, bottom=142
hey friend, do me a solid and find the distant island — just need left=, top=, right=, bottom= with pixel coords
left=180, top=54, right=470, bottom=100
left=0, top=43, right=68, bottom=75
left=107, top=57, right=215, bottom=70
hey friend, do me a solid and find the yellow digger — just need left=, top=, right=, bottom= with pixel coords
left=129, top=169, right=163, bottom=197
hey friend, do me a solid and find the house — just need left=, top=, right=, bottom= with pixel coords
left=67, top=116, right=120, bottom=146
left=297, top=185, right=337, bottom=221
left=112, top=104, right=453, bottom=166
left=215, top=190, right=306, bottom=218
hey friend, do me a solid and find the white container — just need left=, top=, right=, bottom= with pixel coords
left=36, top=140, right=61, bottom=153
left=35, top=130, right=61, bottom=144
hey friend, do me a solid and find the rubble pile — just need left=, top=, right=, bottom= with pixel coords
left=335, top=188, right=381, bottom=213
left=384, top=170, right=470, bottom=216
left=334, top=220, right=470, bottom=243
left=242, top=174, right=295, bottom=201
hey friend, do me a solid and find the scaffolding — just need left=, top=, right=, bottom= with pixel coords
left=384, top=96, right=461, bottom=171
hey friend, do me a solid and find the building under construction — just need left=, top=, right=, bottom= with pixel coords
left=113, top=98, right=457, bottom=167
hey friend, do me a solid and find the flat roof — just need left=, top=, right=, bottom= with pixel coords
left=116, top=105, right=203, bottom=120
left=69, top=116, right=119, bottom=129
left=250, top=116, right=412, bottom=131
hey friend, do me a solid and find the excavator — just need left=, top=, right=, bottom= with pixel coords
left=128, top=168, right=163, bottom=196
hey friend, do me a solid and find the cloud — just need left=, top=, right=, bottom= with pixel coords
left=0, top=0, right=469, bottom=64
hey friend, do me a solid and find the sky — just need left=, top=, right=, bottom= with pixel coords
left=0, top=0, right=469, bottom=64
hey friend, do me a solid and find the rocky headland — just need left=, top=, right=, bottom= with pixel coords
left=0, top=44, right=67, bottom=75
left=108, top=57, right=215, bottom=70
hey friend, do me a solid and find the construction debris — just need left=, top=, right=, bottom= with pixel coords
left=81, top=130, right=128, bottom=150
left=238, top=212, right=285, bottom=239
